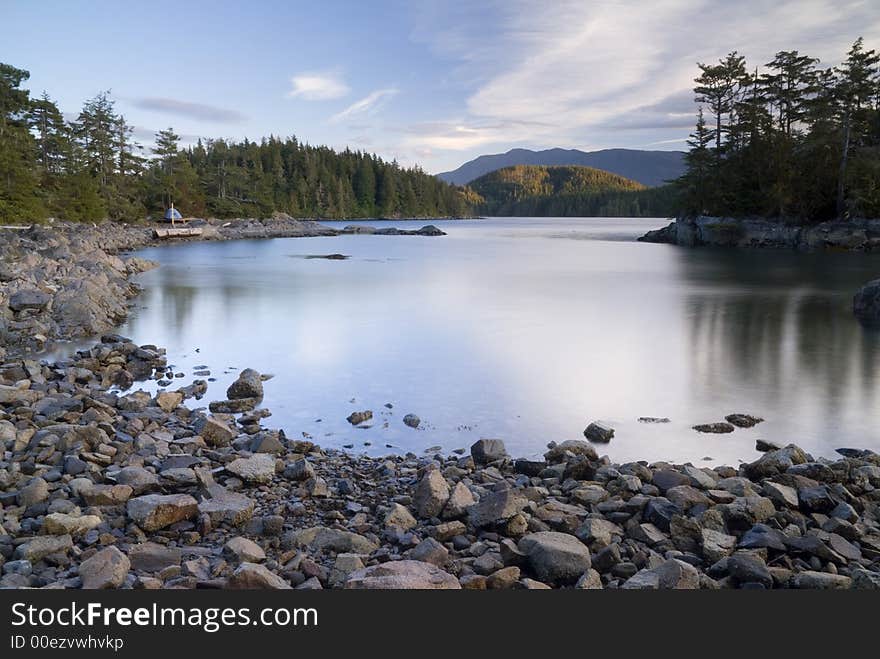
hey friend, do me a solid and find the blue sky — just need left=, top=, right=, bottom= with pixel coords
left=3, top=0, right=879, bottom=173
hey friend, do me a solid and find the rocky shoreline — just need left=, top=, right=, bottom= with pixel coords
left=0, top=218, right=445, bottom=357
left=0, top=339, right=878, bottom=590
left=2, top=219, right=879, bottom=590
left=639, top=215, right=880, bottom=251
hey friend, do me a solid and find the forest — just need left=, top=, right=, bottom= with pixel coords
left=466, top=165, right=678, bottom=217
left=0, top=63, right=469, bottom=223
left=678, top=38, right=880, bottom=222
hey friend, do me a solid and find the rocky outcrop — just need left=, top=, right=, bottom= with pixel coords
left=854, top=279, right=880, bottom=326
left=639, top=215, right=880, bottom=251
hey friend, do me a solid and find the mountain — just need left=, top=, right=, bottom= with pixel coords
left=467, top=165, right=679, bottom=217
left=438, top=148, right=686, bottom=187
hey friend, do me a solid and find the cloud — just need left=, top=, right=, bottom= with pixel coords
left=407, top=0, right=880, bottom=154
left=132, top=97, right=246, bottom=123
left=329, top=88, right=399, bottom=123
left=287, top=72, right=349, bottom=100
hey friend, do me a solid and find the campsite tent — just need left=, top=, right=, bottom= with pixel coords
left=163, top=207, right=183, bottom=222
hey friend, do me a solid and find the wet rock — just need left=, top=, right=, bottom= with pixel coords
left=79, top=546, right=130, bottom=589
left=126, top=494, right=199, bottom=531
left=403, top=414, right=420, bottom=429
left=346, top=410, right=372, bottom=425
left=584, top=421, right=614, bottom=443
left=544, top=440, right=598, bottom=463
left=344, top=560, right=460, bottom=589
left=725, top=413, right=764, bottom=428
left=227, top=368, right=264, bottom=400
left=470, top=438, right=508, bottom=464
left=693, top=422, right=735, bottom=434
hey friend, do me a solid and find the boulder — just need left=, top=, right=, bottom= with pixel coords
left=345, top=560, right=460, bottom=589
left=14, top=535, right=73, bottom=562
left=413, top=469, right=450, bottom=518
left=226, top=368, right=264, bottom=399
left=442, top=481, right=476, bottom=519
left=470, top=439, right=508, bottom=464
left=79, top=546, right=130, bottom=589
left=156, top=391, right=183, bottom=412
left=193, top=415, right=236, bottom=447
left=291, top=527, right=379, bottom=554
left=584, top=421, right=614, bottom=443
left=223, top=537, right=266, bottom=563
left=544, top=440, right=598, bottom=463
left=403, top=413, right=420, bottom=429
left=114, top=466, right=159, bottom=495
left=43, top=513, right=102, bottom=537
left=621, top=559, right=700, bottom=590
left=384, top=503, right=418, bottom=530
left=346, top=410, right=372, bottom=425
left=128, top=543, right=182, bottom=572
left=519, top=532, right=591, bottom=584
left=468, top=489, right=528, bottom=528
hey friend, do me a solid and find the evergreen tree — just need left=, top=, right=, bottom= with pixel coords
left=0, top=63, right=42, bottom=222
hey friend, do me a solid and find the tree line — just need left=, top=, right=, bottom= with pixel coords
left=679, top=38, right=880, bottom=222
left=0, top=62, right=469, bottom=223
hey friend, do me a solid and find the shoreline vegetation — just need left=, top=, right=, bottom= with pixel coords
left=0, top=220, right=879, bottom=590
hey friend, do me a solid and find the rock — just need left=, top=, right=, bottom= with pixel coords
left=762, top=481, right=799, bottom=508
left=622, top=559, right=700, bottom=590
left=651, top=469, right=691, bottom=492
left=413, top=469, right=450, bottom=518
left=756, top=439, right=781, bottom=452
left=403, top=413, right=420, bottom=428
left=79, top=546, right=130, bottom=589
left=193, top=415, right=236, bottom=447
left=156, top=391, right=183, bottom=412
left=470, top=438, right=508, bottom=464
left=114, top=466, right=159, bottom=495
left=575, top=518, right=622, bottom=546
left=514, top=459, right=546, bottom=477
left=519, top=532, right=591, bottom=584
left=743, top=445, right=808, bottom=479
left=226, top=454, right=275, bottom=484
left=544, top=440, right=598, bottom=463
left=790, top=571, right=852, bottom=589
left=469, top=489, right=528, bottom=528
left=851, top=569, right=880, bottom=590
left=43, top=513, right=102, bottom=537
left=223, top=537, right=266, bottom=563
left=15, top=535, right=73, bottom=562
left=81, top=484, right=133, bottom=506
left=384, top=503, right=417, bottom=530
left=128, top=543, right=182, bottom=572
left=18, top=477, right=49, bottom=507
left=575, top=568, right=603, bottom=589
left=227, top=562, right=291, bottom=589
left=725, top=413, right=763, bottom=428
left=728, top=552, right=772, bottom=588
left=209, top=398, right=259, bottom=413
left=442, top=481, right=476, bottom=519
left=9, top=289, right=51, bottom=312
left=410, top=537, right=449, bottom=566
left=584, top=421, right=614, bottom=443
left=292, top=527, right=379, bottom=554
left=126, top=494, right=199, bottom=531
left=249, top=431, right=285, bottom=454
left=198, top=489, right=255, bottom=526
left=329, top=554, right=365, bottom=586
left=693, top=422, right=735, bottom=433
left=854, top=278, right=880, bottom=325
left=487, top=566, right=520, bottom=589
left=283, top=458, right=316, bottom=481
left=344, top=560, right=460, bottom=589
left=701, top=529, right=737, bottom=563
left=346, top=410, right=372, bottom=425
left=227, top=368, right=264, bottom=399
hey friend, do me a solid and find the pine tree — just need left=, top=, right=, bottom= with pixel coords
left=0, top=63, right=42, bottom=222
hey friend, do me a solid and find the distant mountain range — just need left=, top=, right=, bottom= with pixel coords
left=466, top=165, right=678, bottom=217
left=438, top=148, right=686, bottom=187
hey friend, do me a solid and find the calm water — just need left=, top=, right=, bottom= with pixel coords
left=101, top=218, right=880, bottom=465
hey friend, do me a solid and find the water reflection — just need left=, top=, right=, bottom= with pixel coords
left=114, top=218, right=880, bottom=465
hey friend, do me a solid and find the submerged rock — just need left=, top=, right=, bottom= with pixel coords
left=854, top=278, right=880, bottom=326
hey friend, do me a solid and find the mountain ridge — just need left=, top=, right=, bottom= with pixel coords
left=438, top=147, right=686, bottom=187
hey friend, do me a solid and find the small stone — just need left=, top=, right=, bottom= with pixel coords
left=156, top=391, right=183, bottom=412
left=227, top=562, right=291, bottom=589
left=410, top=537, right=449, bottom=566
left=403, top=414, right=420, bottom=428
left=344, top=560, right=460, bottom=589
left=126, top=494, right=199, bottom=531
left=223, top=537, right=266, bottom=563
left=574, top=568, right=603, bottom=589
left=384, top=503, right=417, bottom=530
left=693, top=422, right=735, bottom=434
left=128, top=543, right=182, bottom=572
left=43, top=513, right=102, bottom=537
left=346, top=410, right=372, bottom=425
left=226, top=454, right=275, bottom=484
left=487, top=566, right=520, bottom=589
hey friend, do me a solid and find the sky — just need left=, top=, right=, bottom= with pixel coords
left=3, top=0, right=879, bottom=174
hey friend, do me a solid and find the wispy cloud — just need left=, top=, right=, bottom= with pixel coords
left=330, top=88, right=399, bottom=123
left=132, top=97, right=247, bottom=123
left=287, top=72, right=349, bottom=100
